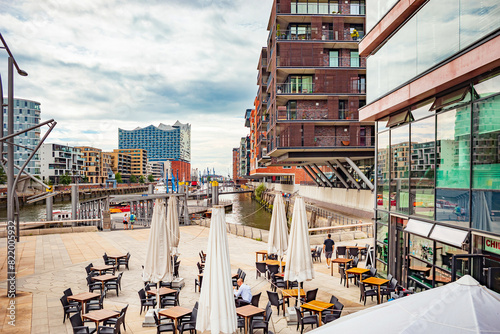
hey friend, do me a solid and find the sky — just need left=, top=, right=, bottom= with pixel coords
left=0, top=0, right=273, bottom=177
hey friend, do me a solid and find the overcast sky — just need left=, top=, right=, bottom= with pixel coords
left=0, top=0, right=272, bottom=176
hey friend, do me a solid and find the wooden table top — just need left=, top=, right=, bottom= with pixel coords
left=282, top=289, right=305, bottom=297
left=256, top=250, right=268, bottom=255
left=236, top=305, right=265, bottom=317
left=346, top=246, right=367, bottom=250
left=301, top=300, right=334, bottom=312
left=332, top=258, right=353, bottom=264
left=147, top=287, right=176, bottom=296
left=83, top=309, right=119, bottom=322
left=446, top=249, right=468, bottom=256
left=410, top=266, right=431, bottom=272
left=107, top=254, right=127, bottom=259
left=362, top=277, right=389, bottom=286
left=426, top=275, right=451, bottom=283
left=265, top=260, right=286, bottom=266
left=346, top=268, right=370, bottom=275
left=91, top=265, right=115, bottom=271
left=92, top=274, right=117, bottom=282
left=274, top=273, right=285, bottom=278
left=159, top=306, right=192, bottom=319
left=67, top=292, right=100, bottom=302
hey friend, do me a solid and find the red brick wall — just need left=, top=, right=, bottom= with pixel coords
left=171, top=161, right=191, bottom=181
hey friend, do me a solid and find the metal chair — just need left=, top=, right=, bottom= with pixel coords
left=69, top=313, right=95, bottom=334
left=295, top=306, right=319, bottom=334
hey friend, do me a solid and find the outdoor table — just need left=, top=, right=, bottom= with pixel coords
left=426, top=274, right=451, bottom=284
left=346, top=246, right=367, bottom=250
left=362, top=277, right=389, bottom=304
left=301, top=300, right=334, bottom=326
left=159, top=306, right=192, bottom=334
left=256, top=250, right=268, bottom=262
left=345, top=268, right=370, bottom=288
left=90, top=264, right=115, bottom=275
left=92, top=274, right=117, bottom=292
left=265, top=260, right=286, bottom=271
left=147, top=287, right=176, bottom=298
left=331, top=258, right=352, bottom=276
left=83, top=309, right=119, bottom=328
left=67, top=292, right=100, bottom=315
left=107, top=253, right=127, bottom=263
left=281, top=289, right=305, bottom=314
left=446, top=249, right=468, bottom=256
left=236, top=305, right=265, bottom=334
left=409, top=266, right=431, bottom=274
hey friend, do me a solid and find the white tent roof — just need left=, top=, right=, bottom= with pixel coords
left=143, top=199, right=172, bottom=283
left=268, top=194, right=288, bottom=257
left=196, top=205, right=237, bottom=334
left=284, top=196, right=314, bottom=283
left=311, top=275, right=500, bottom=333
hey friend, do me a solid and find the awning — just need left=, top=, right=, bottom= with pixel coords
left=429, top=225, right=468, bottom=247
left=404, top=219, right=434, bottom=237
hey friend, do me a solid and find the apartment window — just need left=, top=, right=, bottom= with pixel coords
left=351, top=51, right=360, bottom=68
left=329, top=50, right=339, bottom=67
left=350, top=0, right=365, bottom=15
left=286, top=75, right=313, bottom=94
left=288, top=24, right=311, bottom=40
left=339, top=100, right=347, bottom=119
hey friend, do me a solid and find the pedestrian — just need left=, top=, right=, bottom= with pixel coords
left=323, top=233, right=335, bottom=269
left=123, top=213, right=128, bottom=230
left=130, top=212, right=136, bottom=230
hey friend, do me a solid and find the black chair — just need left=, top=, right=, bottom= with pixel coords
left=86, top=293, right=104, bottom=312
left=61, top=295, right=81, bottom=323
left=160, top=281, right=173, bottom=288
left=363, top=266, right=377, bottom=280
left=250, top=304, right=272, bottom=334
left=441, top=253, right=453, bottom=269
left=351, top=256, right=359, bottom=268
left=86, top=275, right=103, bottom=294
left=266, top=290, right=284, bottom=316
left=195, top=275, right=202, bottom=292
left=197, top=262, right=204, bottom=274
left=359, top=282, right=377, bottom=305
left=105, top=276, right=120, bottom=297
left=173, top=261, right=180, bottom=278
left=336, top=246, right=347, bottom=258
left=251, top=292, right=261, bottom=307
left=302, top=288, right=318, bottom=303
left=178, top=305, right=197, bottom=334
left=138, top=288, right=156, bottom=315
left=348, top=247, right=359, bottom=258
left=295, top=306, right=319, bottom=334
left=312, top=246, right=322, bottom=262
left=97, top=314, right=124, bottom=334
left=267, top=264, right=279, bottom=280
left=161, top=290, right=180, bottom=308
left=117, top=252, right=131, bottom=270
left=256, top=262, right=267, bottom=279
left=64, top=288, right=80, bottom=307
left=103, top=304, right=128, bottom=332
left=153, top=311, right=175, bottom=333
left=381, top=278, right=398, bottom=301
left=103, top=253, right=115, bottom=266
left=199, top=252, right=205, bottom=264
left=329, top=295, right=338, bottom=305
left=360, top=244, right=370, bottom=260
left=272, top=275, right=287, bottom=292
left=70, top=313, right=95, bottom=334
left=339, top=267, right=356, bottom=287
left=85, top=264, right=98, bottom=277
left=240, top=271, right=246, bottom=282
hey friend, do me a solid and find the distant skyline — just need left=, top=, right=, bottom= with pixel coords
left=0, top=0, right=273, bottom=176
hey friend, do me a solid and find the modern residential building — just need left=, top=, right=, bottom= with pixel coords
left=113, top=149, right=147, bottom=177
left=254, top=0, right=375, bottom=190
left=107, top=151, right=132, bottom=181
left=232, top=147, right=239, bottom=182
left=2, top=98, right=41, bottom=175
left=118, top=121, right=191, bottom=163
left=360, top=0, right=500, bottom=292
left=239, top=136, right=250, bottom=177
left=76, top=146, right=110, bottom=184
left=39, top=144, right=84, bottom=184
left=147, top=161, right=163, bottom=180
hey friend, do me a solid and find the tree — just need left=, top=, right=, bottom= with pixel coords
left=130, top=174, right=137, bottom=183
left=0, top=165, right=6, bottom=184
left=148, top=174, right=155, bottom=183
left=115, top=172, right=122, bottom=183
left=60, top=172, right=71, bottom=185
left=82, top=175, right=89, bottom=183
left=138, top=175, right=145, bottom=183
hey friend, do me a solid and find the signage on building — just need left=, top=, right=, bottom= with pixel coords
left=485, top=237, right=500, bottom=255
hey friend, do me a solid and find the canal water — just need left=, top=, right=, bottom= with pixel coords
left=3, top=191, right=273, bottom=230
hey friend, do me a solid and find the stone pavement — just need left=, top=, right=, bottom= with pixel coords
left=0, top=225, right=376, bottom=333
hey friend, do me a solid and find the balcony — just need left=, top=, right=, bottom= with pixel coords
left=277, top=133, right=375, bottom=149
left=277, top=55, right=366, bottom=68
left=276, top=29, right=364, bottom=42
left=277, top=82, right=315, bottom=94
left=277, top=3, right=366, bottom=16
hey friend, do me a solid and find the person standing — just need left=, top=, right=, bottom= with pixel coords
left=323, top=234, right=335, bottom=268
left=123, top=213, right=129, bottom=230
left=130, top=212, right=136, bottom=230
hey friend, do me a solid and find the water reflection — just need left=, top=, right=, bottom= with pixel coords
left=221, top=192, right=272, bottom=230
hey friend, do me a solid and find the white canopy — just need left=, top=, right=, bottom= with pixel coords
left=166, top=196, right=180, bottom=254
left=143, top=199, right=172, bottom=284
left=284, top=196, right=315, bottom=283
left=196, top=205, right=237, bottom=334
left=267, top=194, right=288, bottom=257
left=311, top=275, right=500, bottom=333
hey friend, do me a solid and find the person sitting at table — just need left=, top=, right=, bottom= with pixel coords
left=234, top=278, right=252, bottom=307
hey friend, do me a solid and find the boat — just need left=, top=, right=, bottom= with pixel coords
left=110, top=203, right=131, bottom=213
left=52, top=210, right=72, bottom=220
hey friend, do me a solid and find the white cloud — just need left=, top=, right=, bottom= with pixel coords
left=0, top=0, right=272, bottom=174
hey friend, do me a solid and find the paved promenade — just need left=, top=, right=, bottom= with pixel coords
left=0, top=225, right=375, bottom=333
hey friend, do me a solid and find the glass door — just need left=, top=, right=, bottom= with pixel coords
left=389, top=216, right=409, bottom=284
left=329, top=50, right=339, bottom=67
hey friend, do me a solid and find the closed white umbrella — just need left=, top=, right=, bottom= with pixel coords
left=166, top=196, right=180, bottom=255
left=284, top=196, right=315, bottom=307
left=311, top=275, right=500, bottom=333
left=196, top=205, right=237, bottom=334
left=268, top=194, right=288, bottom=272
left=143, top=199, right=172, bottom=310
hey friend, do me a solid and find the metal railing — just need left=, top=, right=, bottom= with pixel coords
left=276, top=30, right=364, bottom=42
left=277, top=55, right=366, bottom=68
left=277, top=3, right=366, bottom=16
left=277, top=82, right=315, bottom=94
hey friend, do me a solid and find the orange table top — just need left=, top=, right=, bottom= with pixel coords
left=346, top=268, right=370, bottom=275
left=236, top=305, right=265, bottom=318
left=256, top=250, right=268, bottom=255
left=301, top=300, right=334, bottom=312
left=83, top=309, right=119, bottom=322
left=362, top=277, right=389, bottom=286
left=147, top=287, right=176, bottom=296
left=282, top=289, right=305, bottom=298
left=159, top=306, right=192, bottom=319
left=67, top=292, right=100, bottom=303
left=410, top=266, right=431, bottom=272
left=265, top=260, right=286, bottom=266
left=332, top=258, right=353, bottom=264
left=107, top=254, right=127, bottom=259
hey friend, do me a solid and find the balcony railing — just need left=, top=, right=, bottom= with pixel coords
left=277, top=82, right=315, bottom=94
left=276, top=29, right=364, bottom=42
left=277, top=3, right=366, bottom=16
left=276, top=134, right=375, bottom=148
left=277, top=55, right=366, bottom=68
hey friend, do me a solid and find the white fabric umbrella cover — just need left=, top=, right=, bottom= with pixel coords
left=166, top=196, right=180, bottom=254
left=268, top=193, right=288, bottom=257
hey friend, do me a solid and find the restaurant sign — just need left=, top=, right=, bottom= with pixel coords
left=485, top=237, right=500, bottom=256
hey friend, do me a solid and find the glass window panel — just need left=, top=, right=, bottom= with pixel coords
left=376, top=223, right=388, bottom=244
left=411, top=99, right=434, bottom=121
left=436, top=188, right=470, bottom=228
left=410, top=117, right=435, bottom=219
left=329, top=50, right=339, bottom=67
left=375, top=258, right=387, bottom=277
left=436, top=107, right=471, bottom=188
left=474, top=70, right=500, bottom=99
left=377, top=130, right=390, bottom=210
left=308, top=3, right=317, bottom=14
left=435, top=241, right=462, bottom=272
left=460, top=1, right=500, bottom=49
left=472, top=190, right=500, bottom=235
left=409, top=234, right=434, bottom=263
left=376, top=242, right=388, bottom=264
left=390, top=125, right=410, bottom=213
left=350, top=51, right=360, bottom=67
left=473, top=94, right=500, bottom=190
left=318, top=2, right=329, bottom=14
left=408, top=257, right=432, bottom=288
left=366, top=0, right=398, bottom=32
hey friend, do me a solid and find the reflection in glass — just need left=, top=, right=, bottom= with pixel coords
left=435, top=188, right=470, bottom=228
left=435, top=241, right=463, bottom=272
left=411, top=99, right=434, bottom=121
left=409, top=234, right=434, bottom=263
left=472, top=190, right=500, bottom=234
left=436, top=107, right=471, bottom=188
left=410, top=117, right=435, bottom=218
left=408, top=257, right=432, bottom=290
left=376, top=242, right=388, bottom=264
left=390, top=125, right=409, bottom=213
left=376, top=224, right=388, bottom=244
left=473, top=94, right=500, bottom=190
left=474, top=71, right=500, bottom=99
left=377, top=131, right=390, bottom=210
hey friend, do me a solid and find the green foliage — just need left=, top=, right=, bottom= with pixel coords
left=148, top=174, right=155, bottom=183
left=115, top=172, right=122, bottom=183
left=82, top=175, right=89, bottom=183
left=130, top=174, right=137, bottom=183
left=0, top=165, right=6, bottom=184
left=138, top=175, right=146, bottom=183
left=60, top=172, right=71, bottom=185
left=255, top=183, right=266, bottom=201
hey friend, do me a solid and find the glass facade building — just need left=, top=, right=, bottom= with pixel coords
left=2, top=98, right=41, bottom=175
left=361, top=0, right=500, bottom=292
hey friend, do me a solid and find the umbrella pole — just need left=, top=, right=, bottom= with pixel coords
left=297, top=285, right=301, bottom=307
